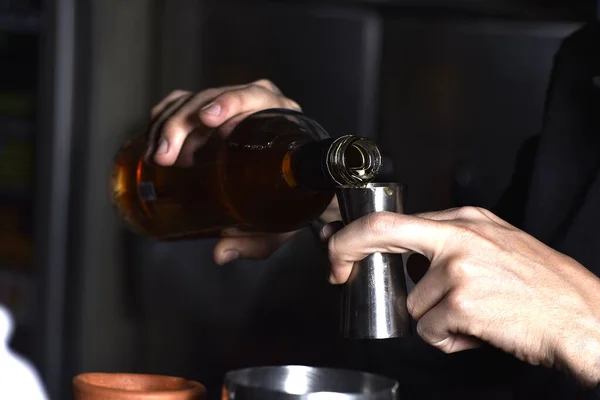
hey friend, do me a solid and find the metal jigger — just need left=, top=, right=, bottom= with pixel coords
left=336, top=183, right=411, bottom=339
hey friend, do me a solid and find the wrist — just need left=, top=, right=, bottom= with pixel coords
left=555, top=314, right=600, bottom=388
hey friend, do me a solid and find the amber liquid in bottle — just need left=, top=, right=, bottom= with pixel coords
left=110, top=109, right=381, bottom=241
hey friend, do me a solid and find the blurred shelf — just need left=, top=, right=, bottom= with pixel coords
left=0, top=234, right=32, bottom=268
left=0, top=268, right=36, bottom=328
left=0, top=92, right=36, bottom=118
left=0, top=116, right=34, bottom=139
left=0, top=13, right=40, bottom=34
left=0, top=263, right=30, bottom=274
left=0, top=187, right=31, bottom=202
left=269, top=0, right=598, bottom=21
left=0, top=134, right=35, bottom=192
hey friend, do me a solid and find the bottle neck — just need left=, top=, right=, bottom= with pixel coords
left=284, top=135, right=382, bottom=190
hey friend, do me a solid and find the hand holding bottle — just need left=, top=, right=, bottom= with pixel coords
left=147, top=81, right=341, bottom=264
left=147, top=80, right=302, bottom=165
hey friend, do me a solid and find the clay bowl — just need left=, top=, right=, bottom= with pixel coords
left=73, top=372, right=206, bottom=400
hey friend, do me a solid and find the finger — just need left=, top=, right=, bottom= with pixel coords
left=150, top=82, right=298, bottom=165
left=150, top=90, right=191, bottom=118
left=151, top=88, right=231, bottom=165
left=148, top=88, right=237, bottom=148
left=216, top=96, right=301, bottom=137
left=327, top=212, right=450, bottom=283
left=319, top=221, right=344, bottom=242
left=215, top=100, right=302, bottom=138
left=213, top=232, right=296, bottom=265
left=329, top=261, right=357, bottom=285
left=416, top=297, right=482, bottom=353
left=171, top=128, right=211, bottom=168
left=413, top=207, right=461, bottom=221
left=146, top=92, right=194, bottom=162
left=200, top=84, right=300, bottom=131
left=217, top=110, right=258, bottom=137
left=416, top=206, right=513, bottom=229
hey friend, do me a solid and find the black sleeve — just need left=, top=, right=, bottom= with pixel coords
left=492, top=134, right=541, bottom=229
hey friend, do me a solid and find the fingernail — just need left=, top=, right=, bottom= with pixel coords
left=219, top=250, right=239, bottom=265
left=320, top=225, right=333, bottom=242
left=201, top=103, right=221, bottom=116
left=156, top=139, right=169, bottom=154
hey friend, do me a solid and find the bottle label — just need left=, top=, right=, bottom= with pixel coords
left=138, top=182, right=157, bottom=201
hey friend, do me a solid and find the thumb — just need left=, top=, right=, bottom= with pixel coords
left=213, top=232, right=295, bottom=265
left=319, top=221, right=344, bottom=243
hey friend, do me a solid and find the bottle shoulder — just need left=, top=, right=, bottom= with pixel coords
left=227, top=109, right=330, bottom=146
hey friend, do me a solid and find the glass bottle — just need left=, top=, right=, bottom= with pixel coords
left=110, top=108, right=382, bottom=241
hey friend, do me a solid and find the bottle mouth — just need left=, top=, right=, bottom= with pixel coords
left=327, top=135, right=382, bottom=186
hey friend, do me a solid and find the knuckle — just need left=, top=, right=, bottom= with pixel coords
left=284, top=98, right=302, bottom=111
left=405, top=293, right=418, bottom=318
left=458, top=206, right=483, bottom=218
left=454, top=223, right=478, bottom=241
left=416, top=320, right=435, bottom=344
left=416, top=320, right=452, bottom=353
left=444, top=259, right=467, bottom=280
left=434, top=339, right=453, bottom=354
left=447, top=290, right=472, bottom=314
left=162, top=118, right=186, bottom=139
left=253, top=78, right=278, bottom=92
left=458, top=206, right=497, bottom=223
left=454, top=221, right=497, bottom=253
left=218, top=90, right=245, bottom=109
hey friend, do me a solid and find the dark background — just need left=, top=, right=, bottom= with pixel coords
left=0, top=0, right=596, bottom=398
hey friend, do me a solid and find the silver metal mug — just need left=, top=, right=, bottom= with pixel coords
left=222, top=365, right=399, bottom=399
left=336, top=183, right=411, bottom=339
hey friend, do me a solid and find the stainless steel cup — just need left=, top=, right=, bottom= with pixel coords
left=222, top=365, right=399, bottom=399
left=336, top=183, right=411, bottom=339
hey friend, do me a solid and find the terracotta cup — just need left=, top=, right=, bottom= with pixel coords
left=73, top=372, right=206, bottom=400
